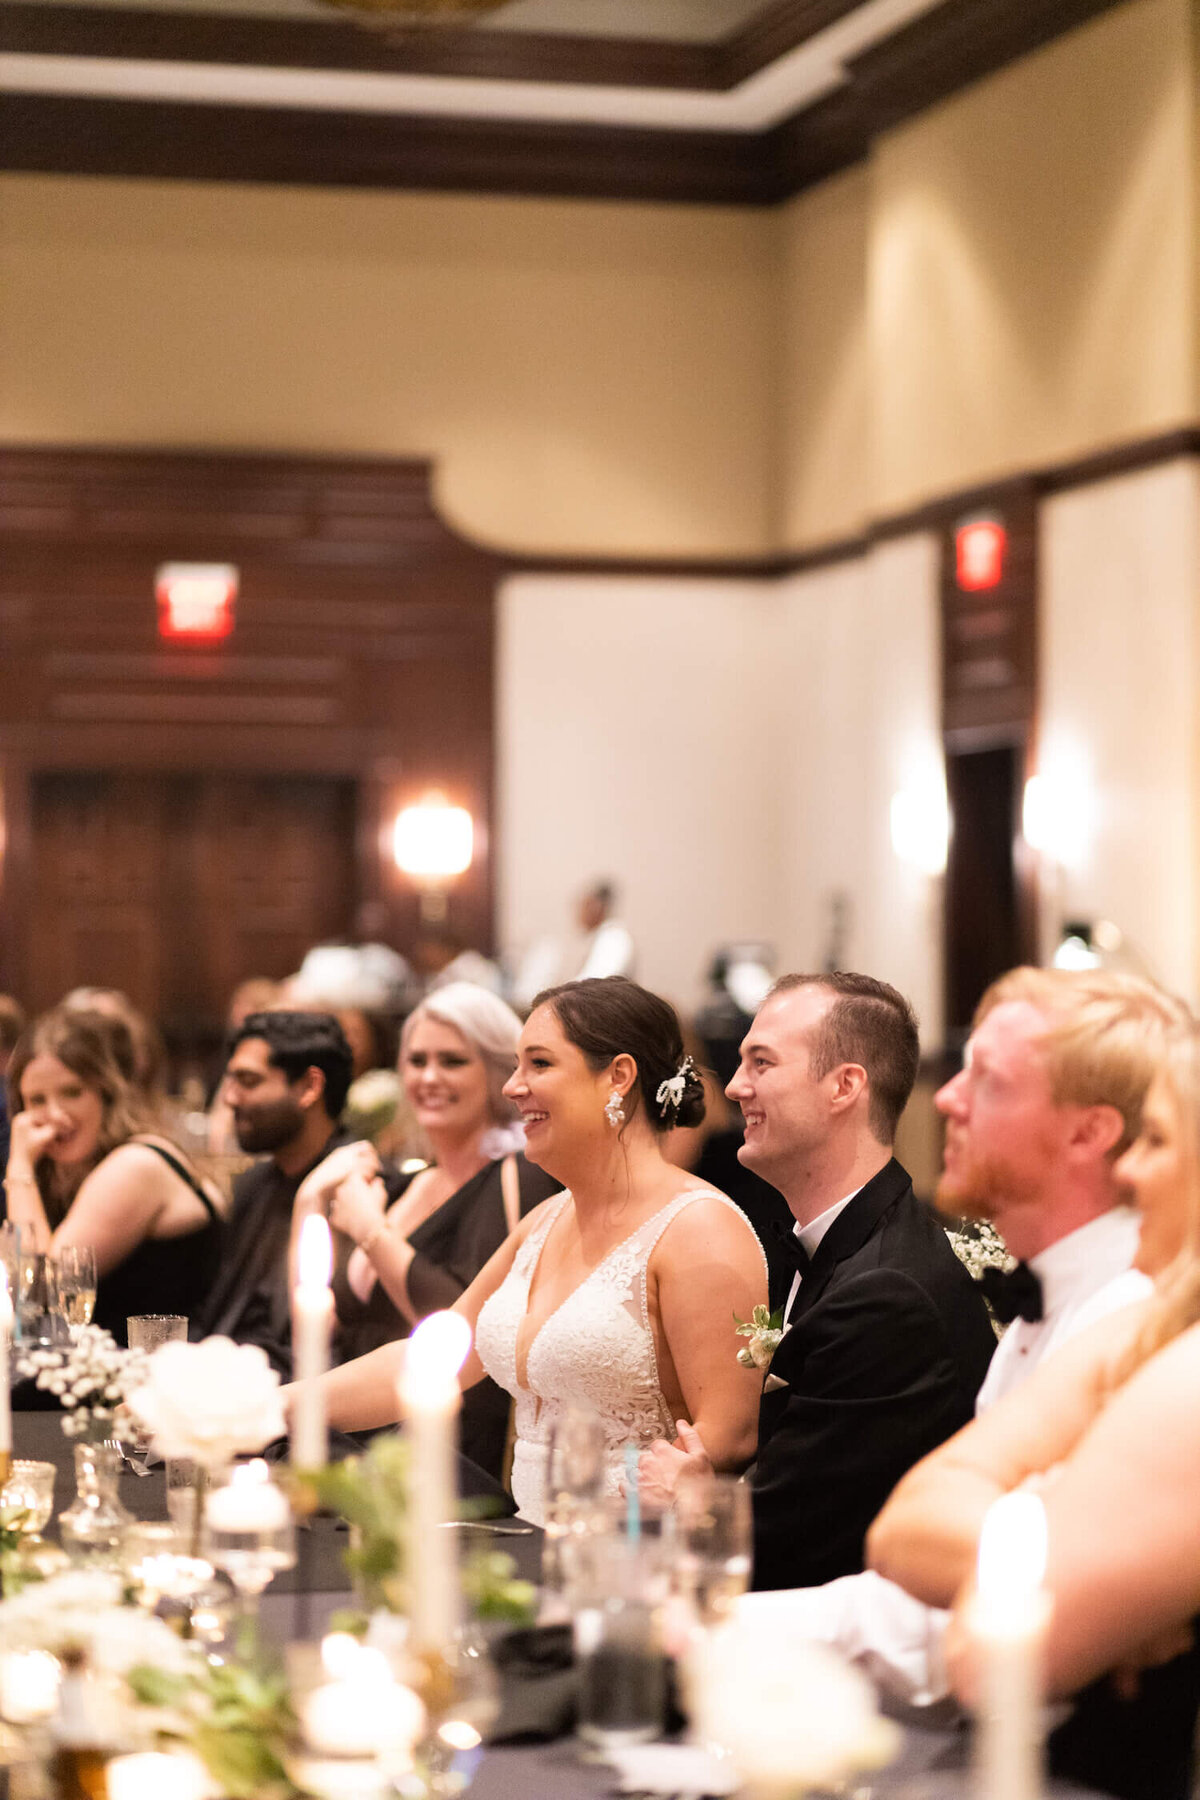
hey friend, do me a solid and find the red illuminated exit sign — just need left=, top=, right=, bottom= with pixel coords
left=955, top=517, right=1007, bottom=592
left=156, top=563, right=238, bottom=641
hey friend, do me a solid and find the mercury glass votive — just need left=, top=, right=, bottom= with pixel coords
left=0, top=1461, right=56, bottom=1536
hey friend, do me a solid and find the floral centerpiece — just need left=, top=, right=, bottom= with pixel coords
left=16, top=1326, right=148, bottom=1441
left=303, top=1434, right=536, bottom=1630
left=126, top=1337, right=286, bottom=1470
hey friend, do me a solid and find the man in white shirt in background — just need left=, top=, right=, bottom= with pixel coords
left=511, top=879, right=635, bottom=1010
left=738, top=964, right=1187, bottom=1705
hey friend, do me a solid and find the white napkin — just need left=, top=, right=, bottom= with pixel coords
left=602, top=1742, right=737, bottom=1796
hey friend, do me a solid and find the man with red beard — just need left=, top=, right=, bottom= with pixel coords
left=737, top=966, right=1181, bottom=1703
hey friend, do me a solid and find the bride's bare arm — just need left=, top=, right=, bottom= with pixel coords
left=653, top=1197, right=768, bottom=1471
left=868, top=1301, right=1147, bottom=1607
left=317, top=1202, right=547, bottom=1431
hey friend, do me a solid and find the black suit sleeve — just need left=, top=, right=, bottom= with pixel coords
left=750, top=1266, right=973, bottom=1592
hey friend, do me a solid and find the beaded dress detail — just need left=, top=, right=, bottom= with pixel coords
left=474, top=1188, right=765, bottom=1525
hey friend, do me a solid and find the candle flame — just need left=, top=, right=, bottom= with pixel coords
left=977, top=1490, right=1048, bottom=1599
left=297, top=1214, right=333, bottom=1290
left=233, top=1458, right=270, bottom=1489
left=407, top=1310, right=472, bottom=1388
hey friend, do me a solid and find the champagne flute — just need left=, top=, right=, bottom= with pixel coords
left=55, top=1246, right=97, bottom=1333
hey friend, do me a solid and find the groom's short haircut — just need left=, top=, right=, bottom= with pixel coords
left=768, top=972, right=919, bottom=1146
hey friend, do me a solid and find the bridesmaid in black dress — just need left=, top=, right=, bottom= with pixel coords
left=5, top=1006, right=225, bottom=1348
left=290, top=982, right=558, bottom=1480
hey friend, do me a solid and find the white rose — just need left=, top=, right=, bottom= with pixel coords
left=128, top=1337, right=286, bottom=1468
left=749, top=1337, right=777, bottom=1369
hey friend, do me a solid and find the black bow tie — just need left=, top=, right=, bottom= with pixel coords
left=978, top=1261, right=1043, bottom=1325
left=772, top=1221, right=812, bottom=1277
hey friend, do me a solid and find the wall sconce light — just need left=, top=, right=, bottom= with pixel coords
left=156, top=563, right=238, bottom=642
left=392, top=792, right=474, bottom=922
left=890, top=785, right=951, bottom=876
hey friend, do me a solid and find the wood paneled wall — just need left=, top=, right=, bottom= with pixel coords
left=0, top=447, right=501, bottom=1042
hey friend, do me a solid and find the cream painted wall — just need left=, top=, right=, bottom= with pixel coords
left=775, top=165, right=871, bottom=549
left=1038, top=459, right=1200, bottom=1005
left=0, top=176, right=777, bottom=557
left=498, top=540, right=943, bottom=1035
left=869, top=0, right=1194, bottom=517
left=773, top=533, right=944, bottom=1042
left=497, top=573, right=781, bottom=1012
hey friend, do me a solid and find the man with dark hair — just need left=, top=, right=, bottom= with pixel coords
left=194, top=1010, right=354, bottom=1375
left=643, top=972, right=995, bottom=1592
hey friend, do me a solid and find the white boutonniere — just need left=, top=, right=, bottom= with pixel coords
left=734, top=1304, right=787, bottom=1370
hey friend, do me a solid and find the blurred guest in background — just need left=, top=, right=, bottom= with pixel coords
left=510, top=878, right=635, bottom=1009
left=5, top=1007, right=226, bottom=1345
left=62, top=986, right=168, bottom=1118
left=411, top=925, right=504, bottom=996
left=0, top=994, right=26, bottom=1215
left=194, top=1010, right=352, bottom=1375
left=293, top=982, right=558, bottom=1478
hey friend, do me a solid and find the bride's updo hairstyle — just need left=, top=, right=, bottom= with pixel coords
left=532, top=976, right=707, bottom=1134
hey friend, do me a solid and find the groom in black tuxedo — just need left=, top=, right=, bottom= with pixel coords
left=644, top=972, right=995, bottom=1592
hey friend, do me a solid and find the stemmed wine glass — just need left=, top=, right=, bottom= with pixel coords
left=204, top=1460, right=296, bottom=1625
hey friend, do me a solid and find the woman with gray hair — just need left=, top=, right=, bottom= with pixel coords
left=291, top=983, right=559, bottom=1479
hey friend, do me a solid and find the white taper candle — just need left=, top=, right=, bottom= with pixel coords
left=292, top=1214, right=334, bottom=1470
left=400, top=1310, right=472, bottom=1652
left=972, top=1489, right=1051, bottom=1800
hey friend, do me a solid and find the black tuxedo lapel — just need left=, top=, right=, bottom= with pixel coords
left=781, top=1159, right=911, bottom=1329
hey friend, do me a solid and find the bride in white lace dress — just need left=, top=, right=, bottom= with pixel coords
left=315, top=978, right=768, bottom=1524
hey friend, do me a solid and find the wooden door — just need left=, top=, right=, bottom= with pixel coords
left=27, top=770, right=357, bottom=1048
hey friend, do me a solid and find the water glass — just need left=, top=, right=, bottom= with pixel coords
left=672, top=1472, right=753, bottom=1625
left=572, top=1517, right=671, bottom=1752
left=166, top=1458, right=202, bottom=1531
left=126, top=1314, right=188, bottom=1353
left=542, top=1405, right=607, bottom=1615
left=55, top=1246, right=97, bottom=1332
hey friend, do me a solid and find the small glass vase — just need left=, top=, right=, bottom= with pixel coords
left=59, top=1442, right=134, bottom=1568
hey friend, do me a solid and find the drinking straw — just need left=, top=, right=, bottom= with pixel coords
left=624, top=1442, right=641, bottom=1544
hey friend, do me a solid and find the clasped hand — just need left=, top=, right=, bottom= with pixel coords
left=638, top=1418, right=713, bottom=1505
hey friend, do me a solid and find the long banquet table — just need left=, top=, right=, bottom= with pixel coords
left=10, top=1413, right=1108, bottom=1799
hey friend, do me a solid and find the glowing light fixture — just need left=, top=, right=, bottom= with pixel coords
left=392, top=791, right=474, bottom=921
left=156, top=563, right=238, bottom=642
left=890, top=784, right=951, bottom=876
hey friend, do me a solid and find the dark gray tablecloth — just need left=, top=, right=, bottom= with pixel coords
left=10, top=1414, right=1105, bottom=1799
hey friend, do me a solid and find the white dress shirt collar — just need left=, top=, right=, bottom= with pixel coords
left=1027, top=1205, right=1142, bottom=1319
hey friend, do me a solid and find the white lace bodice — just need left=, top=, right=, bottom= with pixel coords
left=474, top=1187, right=765, bottom=1525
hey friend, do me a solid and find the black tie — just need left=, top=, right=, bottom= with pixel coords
left=772, top=1221, right=811, bottom=1277
left=979, top=1261, right=1043, bottom=1325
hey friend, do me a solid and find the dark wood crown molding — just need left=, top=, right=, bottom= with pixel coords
left=0, top=0, right=1133, bottom=203
left=0, top=0, right=862, bottom=91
